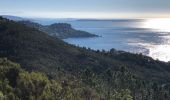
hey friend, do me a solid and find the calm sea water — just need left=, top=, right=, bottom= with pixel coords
left=34, top=19, right=170, bottom=62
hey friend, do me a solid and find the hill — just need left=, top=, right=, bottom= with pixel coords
left=0, top=17, right=170, bottom=100
left=2, top=16, right=98, bottom=39
left=1, top=15, right=26, bottom=21
left=19, top=20, right=97, bottom=39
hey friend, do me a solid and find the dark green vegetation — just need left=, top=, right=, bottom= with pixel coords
left=0, top=17, right=170, bottom=100
left=18, top=20, right=97, bottom=39
left=0, top=58, right=103, bottom=100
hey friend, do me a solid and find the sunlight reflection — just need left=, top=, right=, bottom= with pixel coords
left=143, top=18, right=170, bottom=32
left=129, top=42, right=170, bottom=62
left=148, top=44, right=170, bottom=62
left=140, top=18, right=170, bottom=62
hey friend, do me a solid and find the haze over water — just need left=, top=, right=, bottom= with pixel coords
left=65, top=19, right=170, bottom=62
left=35, top=19, right=170, bottom=62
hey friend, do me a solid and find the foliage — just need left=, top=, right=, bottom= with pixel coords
left=0, top=17, right=170, bottom=100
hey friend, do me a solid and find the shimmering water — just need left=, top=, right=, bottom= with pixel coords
left=35, top=19, right=170, bottom=62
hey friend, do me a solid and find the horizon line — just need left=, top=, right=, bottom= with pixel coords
left=1, top=14, right=170, bottom=20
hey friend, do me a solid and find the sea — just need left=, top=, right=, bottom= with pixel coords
left=33, top=19, right=170, bottom=62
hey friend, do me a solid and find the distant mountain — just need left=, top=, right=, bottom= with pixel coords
left=0, top=17, right=170, bottom=99
left=2, top=15, right=98, bottom=39
left=19, top=20, right=98, bottom=39
left=1, top=15, right=26, bottom=21
left=77, top=19, right=145, bottom=22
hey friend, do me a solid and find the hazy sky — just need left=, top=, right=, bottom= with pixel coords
left=0, top=0, right=170, bottom=18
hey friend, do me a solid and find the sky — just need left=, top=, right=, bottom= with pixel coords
left=0, top=0, right=170, bottom=19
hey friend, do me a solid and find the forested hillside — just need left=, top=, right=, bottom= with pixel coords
left=18, top=20, right=97, bottom=38
left=0, top=17, right=170, bottom=100
left=0, top=58, right=104, bottom=100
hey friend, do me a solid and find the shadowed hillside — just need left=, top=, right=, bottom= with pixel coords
left=0, top=17, right=170, bottom=100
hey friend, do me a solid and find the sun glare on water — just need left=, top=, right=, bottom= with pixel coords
left=144, top=18, right=170, bottom=32
left=140, top=18, right=170, bottom=62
